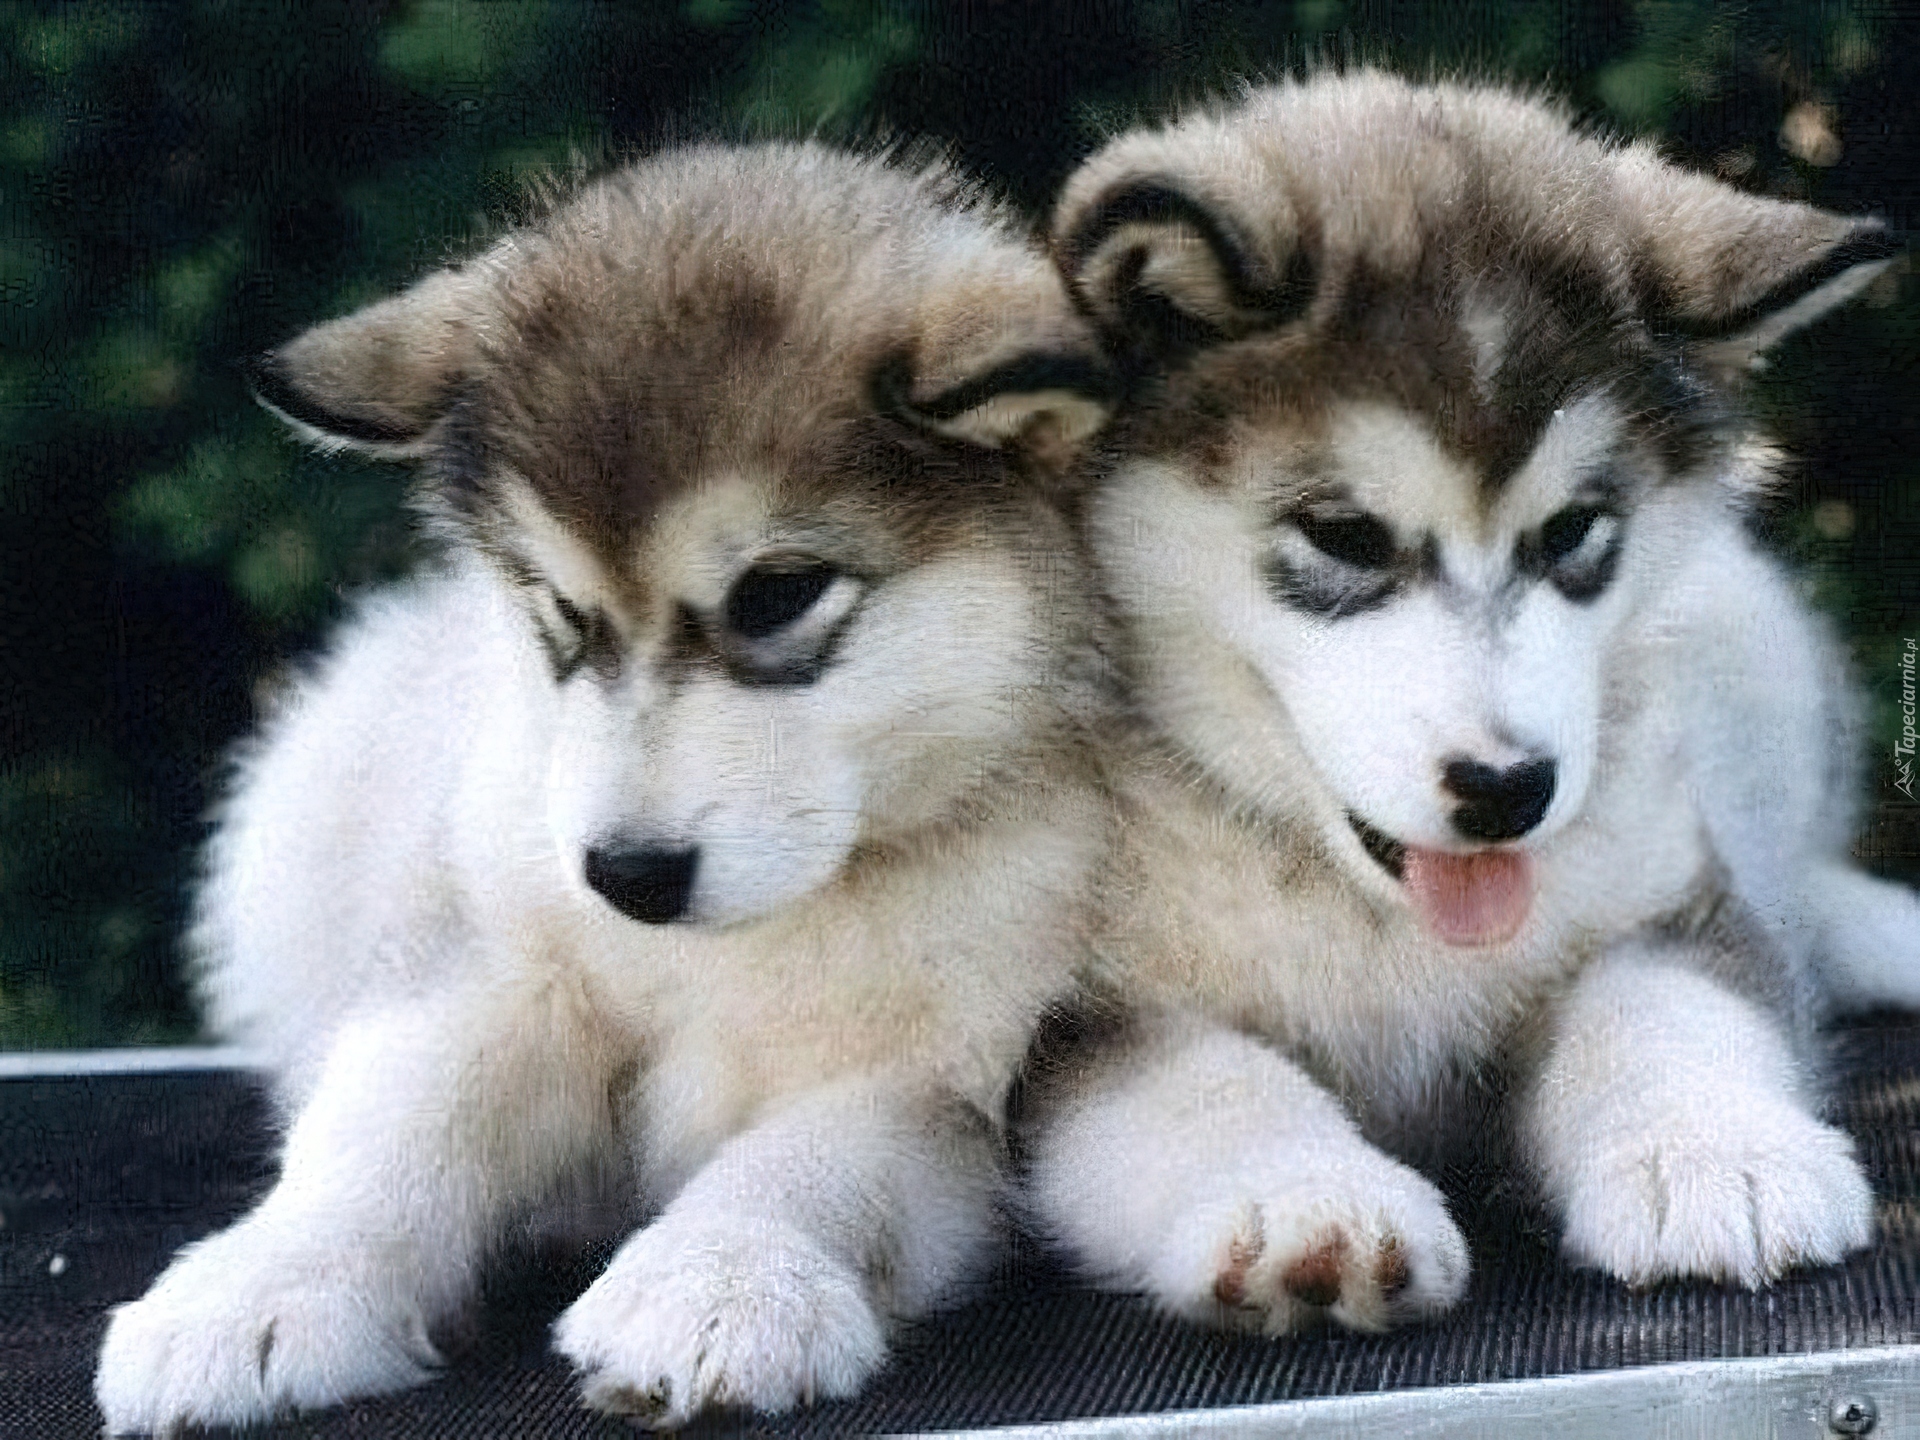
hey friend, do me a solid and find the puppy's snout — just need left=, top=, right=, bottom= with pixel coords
left=1442, top=757, right=1556, bottom=842
left=584, top=845, right=700, bottom=924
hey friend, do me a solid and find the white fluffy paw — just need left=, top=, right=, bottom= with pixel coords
left=553, top=1216, right=887, bottom=1428
left=1556, top=1102, right=1873, bottom=1288
left=1149, top=1149, right=1469, bottom=1335
left=95, top=1220, right=441, bottom=1436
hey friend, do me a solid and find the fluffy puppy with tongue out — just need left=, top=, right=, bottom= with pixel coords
left=1023, top=72, right=1920, bottom=1337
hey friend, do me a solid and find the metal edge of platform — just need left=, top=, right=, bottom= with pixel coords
left=931, top=1344, right=1920, bottom=1439
left=0, top=1046, right=267, bottom=1078
left=11, top=1053, right=1919, bottom=1438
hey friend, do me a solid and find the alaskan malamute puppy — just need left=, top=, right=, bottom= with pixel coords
left=95, top=143, right=1114, bottom=1434
left=1024, top=73, right=1917, bottom=1337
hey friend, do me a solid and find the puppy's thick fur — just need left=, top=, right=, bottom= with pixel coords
left=95, top=144, right=1114, bottom=1434
left=1024, top=73, right=1917, bottom=1337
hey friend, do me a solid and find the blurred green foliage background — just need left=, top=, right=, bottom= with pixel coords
left=2, top=0, right=1916, bottom=1047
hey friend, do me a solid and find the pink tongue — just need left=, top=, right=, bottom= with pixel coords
left=1402, top=846, right=1535, bottom=947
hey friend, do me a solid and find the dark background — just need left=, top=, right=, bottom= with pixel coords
left=2, top=0, right=1916, bottom=1048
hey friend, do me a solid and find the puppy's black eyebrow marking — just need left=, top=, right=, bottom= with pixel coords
left=551, top=591, right=588, bottom=635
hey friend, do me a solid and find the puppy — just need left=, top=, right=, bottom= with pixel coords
left=1023, top=72, right=1916, bottom=1337
left=95, top=142, right=1114, bottom=1433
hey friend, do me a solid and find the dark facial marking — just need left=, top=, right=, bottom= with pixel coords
left=1348, top=812, right=1407, bottom=880
left=487, top=266, right=799, bottom=577
left=1263, top=551, right=1401, bottom=619
left=1633, top=356, right=1722, bottom=477
left=1475, top=338, right=1725, bottom=501
left=1416, top=534, right=1443, bottom=583
left=548, top=591, right=622, bottom=683
left=1470, top=262, right=1645, bottom=495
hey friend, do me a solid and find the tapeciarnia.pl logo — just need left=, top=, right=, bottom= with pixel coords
left=1897, top=637, right=1917, bottom=800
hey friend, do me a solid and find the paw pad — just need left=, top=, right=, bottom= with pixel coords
left=1372, top=1235, right=1411, bottom=1298
left=591, top=1377, right=672, bottom=1420
left=1280, top=1228, right=1347, bottom=1308
left=1211, top=1211, right=1265, bottom=1308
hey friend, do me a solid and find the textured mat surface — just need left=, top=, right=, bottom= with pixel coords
left=6, top=1017, right=1920, bottom=1439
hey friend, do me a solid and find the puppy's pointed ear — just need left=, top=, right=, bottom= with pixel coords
left=246, top=266, right=495, bottom=457
left=1617, top=151, right=1901, bottom=368
left=880, top=347, right=1117, bottom=455
left=1051, top=169, right=1312, bottom=354
left=879, top=272, right=1119, bottom=463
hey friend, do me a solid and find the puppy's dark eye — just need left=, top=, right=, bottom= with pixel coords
left=1539, top=504, right=1602, bottom=565
left=1296, top=510, right=1396, bottom=570
left=725, top=560, right=837, bottom=639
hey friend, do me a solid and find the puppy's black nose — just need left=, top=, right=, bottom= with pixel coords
left=584, top=846, right=699, bottom=924
left=1442, top=757, right=1556, bottom=842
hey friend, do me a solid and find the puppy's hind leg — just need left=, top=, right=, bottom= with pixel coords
left=95, top=978, right=615, bottom=1437
left=1807, top=861, right=1920, bottom=1013
left=1520, top=944, right=1872, bottom=1288
left=554, top=1075, right=1000, bottom=1428
left=1022, top=1011, right=1469, bottom=1335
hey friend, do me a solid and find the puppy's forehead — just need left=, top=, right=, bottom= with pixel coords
left=477, top=231, right=870, bottom=543
left=1084, top=74, right=1651, bottom=312
left=644, top=469, right=887, bottom=565
left=1218, top=391, right=1622, bottom=538
left=450, top=148, right=1047, bottom=575
left=1090, top=76, right=1730, bottom=495
left=1144, top=260, right=1686, bottom=509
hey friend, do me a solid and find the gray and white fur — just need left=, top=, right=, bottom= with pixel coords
left=94, top=143, right=1116, bottom=1434
left=1023, top=72, right=1917, bottom=1338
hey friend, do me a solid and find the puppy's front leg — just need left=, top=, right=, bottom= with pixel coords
left=1520, top=945, right=1872, bottom=1287
left=96, top=981, right=612, bottom=1436
left=1023, top=1011, right=1468, bottom=1334
left=554, top=1076, right=997, bottom=1427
